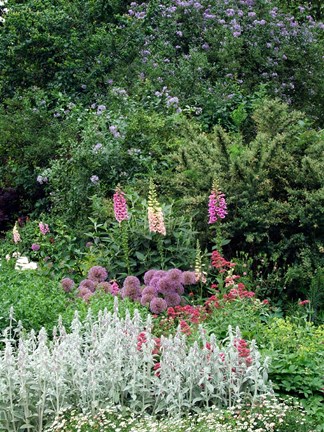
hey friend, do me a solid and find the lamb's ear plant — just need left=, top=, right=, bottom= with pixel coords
left=0, top=299, right=272, bottom=431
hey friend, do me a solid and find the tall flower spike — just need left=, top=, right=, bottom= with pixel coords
left=13, top=222, right=21, bottom=244
left=113, top=187, right=129, bottom=223
left=208, top=179, right=228, bottom=224
left=147, top=179, right=166, bottom=235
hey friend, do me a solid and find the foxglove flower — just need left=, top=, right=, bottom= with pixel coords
left=113, top=187, right=129, bottom=223
left=12, top=222, right=21, bottom=244
left=147, top=180, right=166, bottom=235
left=208, top=181, right=228, bottom=224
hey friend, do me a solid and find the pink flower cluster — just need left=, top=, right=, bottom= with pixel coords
left=211, top=250, right=236, bottom=273
left=298, top=299, right=310, bottom=306
left=208, top=188, right=227, bottom=224
left=62, top=266, right=121, bottom=302
left=234, top=338, right=252, bottom=366
left=39, top=222, right=50, bottom=235
left=113, top=188, right=129, bottom=223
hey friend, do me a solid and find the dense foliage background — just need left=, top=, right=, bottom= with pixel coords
left=0, top=0, right=323, bottom=309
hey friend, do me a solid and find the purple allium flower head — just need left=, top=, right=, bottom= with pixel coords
left=175, top=284, right=185, bottom=295
left=150, top=297, right=167, bottom=314
left=88, top=266, right=108, bottom=283
left=182, top=271, right=197, bottom=285
left=144, top=269, right=157, bottom=285
left=164, top=292, right=181, bottom=307
left=61, top=277, right=75, bottom=293
left=113, top=188, right=129, bottom=223
left=141, top=293, right=156, bottom=306
left=96, top=281, right=110, bottom=292
left=79, top=279, right=96, bottom=293
left=167, top=269, right=183, bottom=284
left=31, top=243, right=40, bottom=251
left=142, top=286, right=157, bottom=296
left=83, top=292, right=94, bottom=302
left=123, top=275, right=141, bottom=290
left=149, top=276, right=162, bottom=289
left=122, top=276, right=141, bottom=300
left=78, top=286, right=91, bottom=297
left=157, top=276, right=178, bottom=294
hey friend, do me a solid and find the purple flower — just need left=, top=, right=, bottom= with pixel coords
left=31, top=243, right=40, bottom=251
left=88, top=266, right=108, bottom=283
left=226, top=9, right=235, bottom=16
left=97, top=281, right=112, bottom=293
left=96, top=105, right=106, bottom=115
left=109, top=125, right=121, bottom=138
left=109, top=281, right=120, bottom=296
left=90, top=175, right=99, bottom=184
left=141, top=293, right=155, bottom=306
left=248, top=12, right=256, bottom=17
left=182, top=271, right=197, bottom=285
left=144, top=269, right=157, bottom=285
left=164, top=292, right=181, bottom=307
left=93, top=143, right=103, bottom=153
left=150, top=297, right=167, bottom=314
left=79, top=279, right=96, bottom=293
left=39, top=222, right=50, bottom=235
left=167, top=269, right=183, bottom=284
left=86, top=241, right=93, bottom=248
left=208, top=186, right=228, bottom=224
left=142, top=286, right=157, bottom=296
left=122, top=276, right=141, bottom=300
left=61, top=278, right=75, bottom=293
left=202, top=43, right=210, bottom=50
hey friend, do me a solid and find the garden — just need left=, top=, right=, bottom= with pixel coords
left=0, top=0, right=323, bottom=431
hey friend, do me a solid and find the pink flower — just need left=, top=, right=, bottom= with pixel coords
left=31, top=243, right=40, bottom=251
left=12, top=222, right=21, bottom=243
left=148, top=206, right=166, bottom=235
left=298, top=300, right=310, bottom=306
left=147, top=180, right=166, bottom=235
left=208, top=184, right=228, bottom=224
left=39, top=222, right=50, bottom=235
left=113, top=187, right=129, bottom=223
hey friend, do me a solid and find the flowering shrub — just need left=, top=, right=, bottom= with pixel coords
left=0, top=303, right=271, bottom=431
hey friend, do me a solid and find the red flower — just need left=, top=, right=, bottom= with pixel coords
left=298, top=300, right=310, bottom=306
